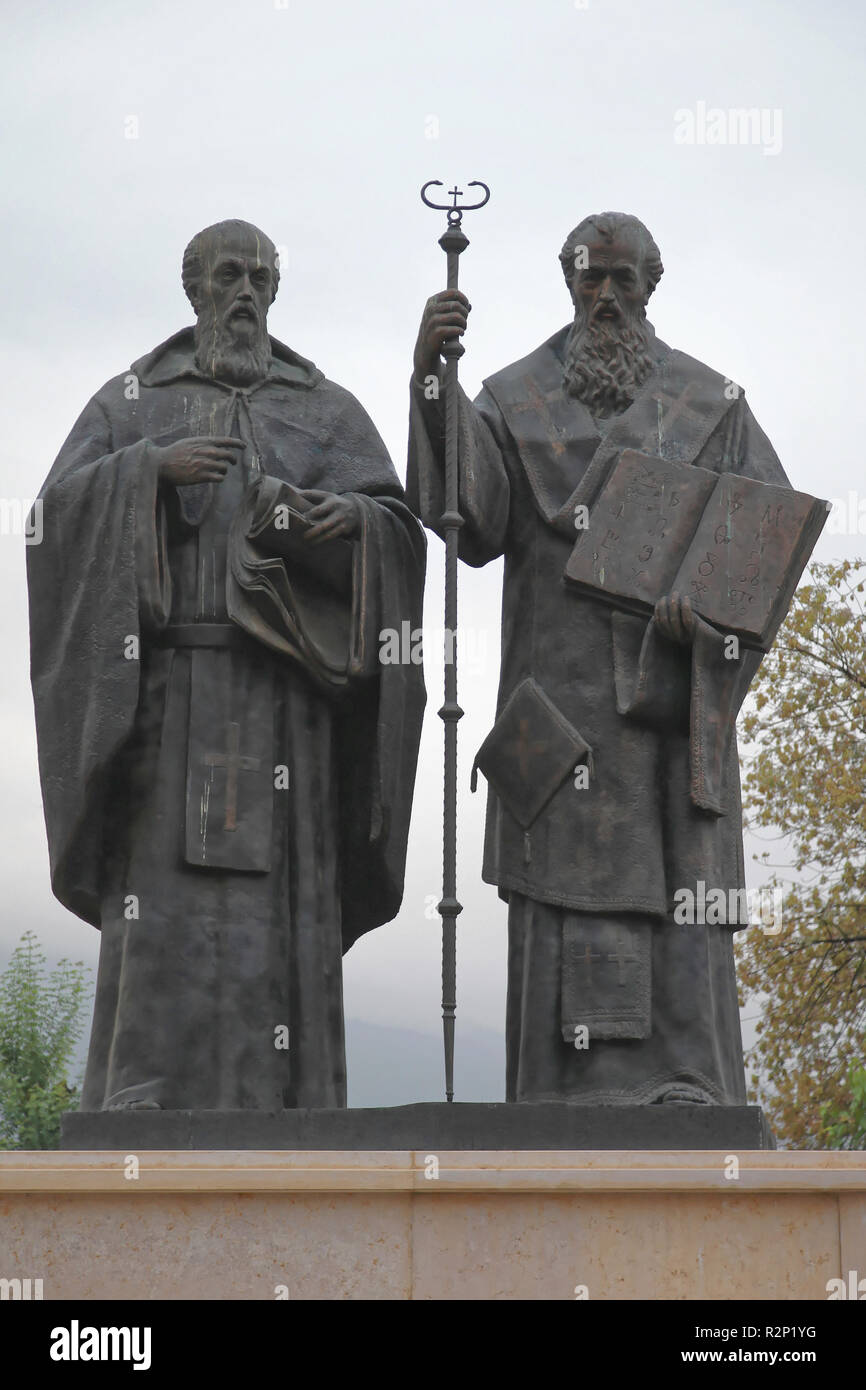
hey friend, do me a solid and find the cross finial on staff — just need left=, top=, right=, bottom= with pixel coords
left=421, top=179, right=491, bottom=226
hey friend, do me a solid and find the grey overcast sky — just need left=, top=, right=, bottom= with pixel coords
left=1, top=0, right=864, bottom=1101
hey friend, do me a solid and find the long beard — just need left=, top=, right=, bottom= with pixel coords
left=194, top=305, right=272, bottom=387
left=563, top=308, right=655, bottom=417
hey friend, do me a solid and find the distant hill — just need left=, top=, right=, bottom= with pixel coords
left=346, top=1018, right=505, bottom=1108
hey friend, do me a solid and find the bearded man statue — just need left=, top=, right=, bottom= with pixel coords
left=408, top=211, right=790, bottom=1107
left=28, top=219, right=425, bottom=1113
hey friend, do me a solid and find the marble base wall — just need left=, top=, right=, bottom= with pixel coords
left=1, top=1150, right=864, bottom=1300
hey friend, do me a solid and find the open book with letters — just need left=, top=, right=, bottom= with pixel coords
left=564, top=449, right=830, bottom=651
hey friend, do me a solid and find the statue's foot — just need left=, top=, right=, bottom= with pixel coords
left=105, top=1098, right=163, bottom=1112
left=653, top=1085, right=713, bottom=1105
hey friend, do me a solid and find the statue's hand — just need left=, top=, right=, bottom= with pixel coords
left=299, top=490, right=363, bottom=544
left=653, top=592, right=698, bottom=646
left=413, top=289, right=471, bottom=383
left=154, top=436, right=246, bottom=486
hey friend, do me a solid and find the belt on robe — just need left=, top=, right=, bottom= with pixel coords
left=153, top=622, right=252, bottom=651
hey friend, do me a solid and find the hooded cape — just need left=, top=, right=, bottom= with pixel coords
left=28, top=329, right=426, bottom=951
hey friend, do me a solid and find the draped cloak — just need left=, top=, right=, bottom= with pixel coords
left=407, top=323, right=790, bottom=1105
left=28, top=329, right=426, bottom=1110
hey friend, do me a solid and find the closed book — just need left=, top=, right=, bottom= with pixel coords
left=472, top=677, right=592, bottom=830
left=248, top=480, right=354, bottom=598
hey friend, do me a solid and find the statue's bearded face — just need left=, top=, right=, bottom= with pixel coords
left=563, top=231, right=655, bottom=417
left=193, top=235, right=275, bottom=387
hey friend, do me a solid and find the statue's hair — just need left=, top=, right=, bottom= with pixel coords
left=559, top=212, right=664, bottom=300
left=181, top=220, right=280, bottom=309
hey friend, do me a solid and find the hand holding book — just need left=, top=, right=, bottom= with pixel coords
left=653, top=592, right=698, bottom=646
left=565, top=450, right=830, bottom=652
left=245, top=478, right=357, bottom=598
left=301, top=489, right=363, bottom=544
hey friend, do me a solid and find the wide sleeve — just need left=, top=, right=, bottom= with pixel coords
left=339, top=493, right=427, bottom=946
left=26, top=392, right=171, bottom=925
left=226, top=470, right=427, bottom=947
left=406, top=374, right=510, bottom=566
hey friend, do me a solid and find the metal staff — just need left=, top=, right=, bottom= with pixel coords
left=420, top=179, right=490, bottom=1102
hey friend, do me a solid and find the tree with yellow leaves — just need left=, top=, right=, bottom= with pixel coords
left=736, top=559, right=866, bottom=1148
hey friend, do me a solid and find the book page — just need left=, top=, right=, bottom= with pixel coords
left=675, top=475, right=825, bottom=647
left=565, top=450, right=717, bottom=609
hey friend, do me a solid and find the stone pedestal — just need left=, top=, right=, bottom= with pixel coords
left=61, top=1101, right=774, bottom=1150
left=2, top=1149, right=864, bottom=1300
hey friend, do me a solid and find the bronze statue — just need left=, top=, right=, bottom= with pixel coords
left=28, top=219, right=426, bottom=1112
left=409, top=211, right=823, bottom=1107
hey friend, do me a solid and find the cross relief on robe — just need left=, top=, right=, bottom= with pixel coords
left=645, top=381, right=706, bottom=454
left=575, top=944, right=602, bottom=984
left=574, top=935, right=640, bottom=987
left=508, top=378, right=569, bottom=457
left=504, top=717, right=550, bottom=781
left=204, top=721, right=262, bottom=832
left=607, top=936, right=640, bottom=985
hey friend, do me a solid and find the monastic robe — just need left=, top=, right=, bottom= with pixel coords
left=29, top=329, right=425, bottom=1110
left=407, top=322, right=789, bottom=1105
